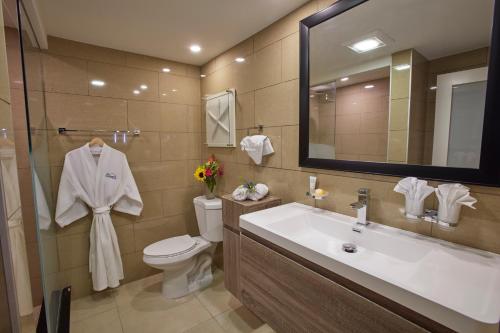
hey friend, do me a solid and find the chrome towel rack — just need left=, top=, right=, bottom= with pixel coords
left=57, top=128, right=141, bottom=136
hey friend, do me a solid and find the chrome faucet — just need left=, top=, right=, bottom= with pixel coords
left=350, top=188, right=369, bottom=232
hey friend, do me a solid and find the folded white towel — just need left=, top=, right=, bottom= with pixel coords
left=394, top=177, right=434, bottom=218
left=232, top=185, right=249, bottom=201
left=435, top=184, right=477, bottom=225
left=248, top=183, right=269, bottom=201
left=240, top=135, right=274, bottom=165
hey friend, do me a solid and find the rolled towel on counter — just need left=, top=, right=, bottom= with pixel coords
left=232, top=183, right=269, bottom=201
left=435, top=184, right=477, bottom=225
left=394, top=177, right=434, bottom=219
left=248, top=183, right=269, bottom=201
left=232, top=185, right=249, bottom=201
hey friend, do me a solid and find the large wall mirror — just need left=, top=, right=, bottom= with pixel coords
left=299, top=0, right=500, bottom=186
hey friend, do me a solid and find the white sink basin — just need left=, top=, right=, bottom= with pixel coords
left=240, top=203, right=500, bottom=333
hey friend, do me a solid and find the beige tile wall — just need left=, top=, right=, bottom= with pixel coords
left=309, top=90, right=335, bottom=149
left=387, top=50, right=411, bottom=163
left=201, top=0, right=500, bottom=255
left=334, top=78, right=389, bottom=162
left=16, top=35, right=203, bottom=299
left=408, top=50, right=428, bottom=165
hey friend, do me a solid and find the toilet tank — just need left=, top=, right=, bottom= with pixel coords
left=193, top=196, right=223, bottom=242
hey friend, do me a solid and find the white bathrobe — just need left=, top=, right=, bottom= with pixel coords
left=55, top=144, right=143, bottom=291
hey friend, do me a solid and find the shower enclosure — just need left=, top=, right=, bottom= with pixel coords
left=0, top=0, right=71, bottom=331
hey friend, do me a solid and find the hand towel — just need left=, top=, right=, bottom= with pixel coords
left=394, top=177, right=435, bottom=218
left=248, top=183, right=269, bottom=201
left=435, top=184, right=477, bottom=225
left=240, top=135, right=274, bottom=165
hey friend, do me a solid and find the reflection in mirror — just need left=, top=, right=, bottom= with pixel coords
left=308, top=0, right=494, bottom=169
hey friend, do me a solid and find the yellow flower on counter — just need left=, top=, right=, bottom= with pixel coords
left=194, top=166, right=206, bottom=182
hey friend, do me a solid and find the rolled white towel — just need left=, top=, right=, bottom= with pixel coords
left=248, top=183, right=269, bottom=201
left=232, top=185, right=249, bottom=201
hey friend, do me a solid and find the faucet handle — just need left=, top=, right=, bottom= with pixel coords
left=350, top=202, right=364, bottom=209
left=357, top=188, right=369, bottom=211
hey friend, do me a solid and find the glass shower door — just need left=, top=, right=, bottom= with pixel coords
left=16, top=1, right=67, bottom=331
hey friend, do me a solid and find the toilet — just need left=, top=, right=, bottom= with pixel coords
left=143, top=196, right=223, bottom=299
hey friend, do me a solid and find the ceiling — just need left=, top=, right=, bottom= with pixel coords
left=38, top=0, right=309, bottom=65
left=310, top=0, right=495, bottom=85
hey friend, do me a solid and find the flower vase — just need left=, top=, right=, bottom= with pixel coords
left=205, top=185, right=216, bottom=200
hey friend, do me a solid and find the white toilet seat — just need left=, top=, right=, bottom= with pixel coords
left=144, top=235, right=197, bottom=258
left=143, top=236, right=211, bottom=266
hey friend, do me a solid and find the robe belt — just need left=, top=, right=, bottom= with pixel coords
left=92, top=206, right=111, bottom=215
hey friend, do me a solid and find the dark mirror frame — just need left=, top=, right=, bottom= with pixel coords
left=299, top=0, right=500, bottom=186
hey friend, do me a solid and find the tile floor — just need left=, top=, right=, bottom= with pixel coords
left=27, top=269, right=274, bottom=333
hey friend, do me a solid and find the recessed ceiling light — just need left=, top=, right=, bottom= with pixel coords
left=162, top=93, right=166, bottom=96
left=140, top=84, right=148, bottom=90
left=91, top=80, right=105, bottom=87
left=348, top=37, right=385, bottom=53
left=429, top=86, right=437, bottom=90
left=394, top=64, right=411, bottom=71
left=340, top=77, right=349, bottom=82
left=200, top=74, right=206, bottom=78
left=364, top=84, right=375, bottom=89
left=171, top=89, right=178, bottom=92
left=190, top=44, right=202, bottom=53
left=162, top=68, right=171, bottom=73
left=235, top=57, right=245, bottom=63
left=133, top=90, right=140, bottom=95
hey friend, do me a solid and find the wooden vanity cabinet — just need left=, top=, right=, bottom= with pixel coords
left=240, top=234, right=439, bottom=333
left=222, top=228, right=241, bottom=298
left=221, top=195, right=281, bottom=299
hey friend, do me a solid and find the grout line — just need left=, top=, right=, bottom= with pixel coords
left=43, top=89, right=202, bottom=107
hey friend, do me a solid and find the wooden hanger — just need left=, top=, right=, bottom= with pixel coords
left=89, top=137, right=105, bottom=147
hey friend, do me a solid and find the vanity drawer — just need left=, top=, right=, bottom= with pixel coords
left=240, top=234, right=429, bottom=333
left=222, top=196, right=281, bottom=300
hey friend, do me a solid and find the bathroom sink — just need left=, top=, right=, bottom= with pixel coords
left=240, top=203, right=500, bottom=333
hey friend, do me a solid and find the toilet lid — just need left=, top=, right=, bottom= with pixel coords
left=143, top=235, right=197, bottom=257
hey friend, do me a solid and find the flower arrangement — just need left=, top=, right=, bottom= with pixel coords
left=194, top=155, right=223, bottom=199
left=241, top=179, right=257, bottom=193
